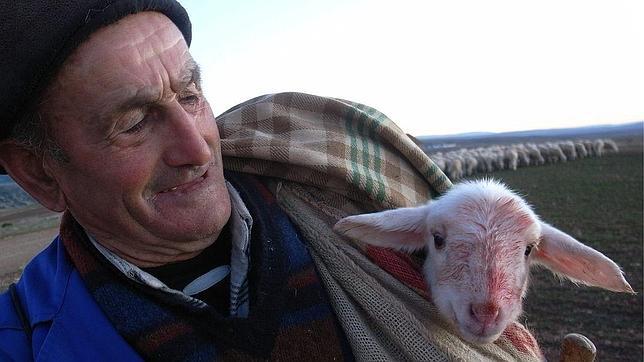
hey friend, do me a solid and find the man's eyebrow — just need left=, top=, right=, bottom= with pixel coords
left=95, top=58, right=203, bottom=129
left=112, top=58, right=201, bottom=110
left=180, top=57, right=202, bottom=89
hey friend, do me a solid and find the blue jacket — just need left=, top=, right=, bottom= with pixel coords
left=0, top=236, right=142, bottom=361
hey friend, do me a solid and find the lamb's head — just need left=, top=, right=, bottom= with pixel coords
left=334, top=179, right=633, bottom=344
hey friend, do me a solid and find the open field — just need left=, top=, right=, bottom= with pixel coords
left=0, top=206, right=61, bottom=291
left=467, top=147, right=643, bottom=361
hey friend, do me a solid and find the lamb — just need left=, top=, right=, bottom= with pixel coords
left=334, top=179, right=633, bottom=344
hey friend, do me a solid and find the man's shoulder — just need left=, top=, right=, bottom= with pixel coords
left=0, top=237, right=66, bottom=360
left=0, top=236, right=72, bottom=327
left=0, top=236, right=142, bottom=360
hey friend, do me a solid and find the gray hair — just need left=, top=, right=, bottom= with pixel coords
left=10, top=102, right=69, bottom=164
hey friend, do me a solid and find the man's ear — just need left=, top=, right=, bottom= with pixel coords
left=0, top=141, right=66, bottom=212
left=333, top=205, right=430, bottom=252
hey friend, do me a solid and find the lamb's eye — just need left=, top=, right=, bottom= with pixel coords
left=525, top=244, right=534, bottom=257
left=433, top=234, right=445, bottom=250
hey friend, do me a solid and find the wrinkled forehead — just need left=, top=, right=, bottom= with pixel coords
left=41, top=12, right=193, bottom=123
left=442, top=194, right=540, bottom=242
left=50, top=12, right=189, bottom=92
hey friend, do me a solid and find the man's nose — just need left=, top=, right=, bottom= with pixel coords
left=162, top=103, right=212, bottom=167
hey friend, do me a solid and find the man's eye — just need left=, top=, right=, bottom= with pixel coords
left=124, top=117, right=147, bottom=134
left=179, top=82, right=203, bottom=110
left=180, top=94, right=201, bottom=105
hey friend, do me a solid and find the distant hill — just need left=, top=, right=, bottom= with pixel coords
left=417, top=121, right=643, bottom=142
left=0, top=183, right=35, bottom=209
left=0, top=175, right=13, bottom=185
left=0, top=175, right=35, bottom=209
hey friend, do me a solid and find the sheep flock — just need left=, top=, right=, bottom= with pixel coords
left=426, top=139, right=619, bottom=181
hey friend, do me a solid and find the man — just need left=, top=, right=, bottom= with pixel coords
left=0, top=1, right=543, bottom=361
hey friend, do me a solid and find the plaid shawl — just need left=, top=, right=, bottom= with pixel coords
left=217, top=92, right=543, bottom=361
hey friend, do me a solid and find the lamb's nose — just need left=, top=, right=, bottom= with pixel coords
left=470, top=302, right=500, bottom=326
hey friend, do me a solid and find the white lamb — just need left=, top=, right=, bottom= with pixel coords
left=334, top=179, right=633, bottom=344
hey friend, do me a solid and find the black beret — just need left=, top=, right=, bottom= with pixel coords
left=0, top=0, right=192, bottom=145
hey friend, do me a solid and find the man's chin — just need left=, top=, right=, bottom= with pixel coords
left=146, top=216, right=228, bottom=245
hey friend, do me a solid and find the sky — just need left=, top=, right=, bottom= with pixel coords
left=180, top=0, right=643, bottom=136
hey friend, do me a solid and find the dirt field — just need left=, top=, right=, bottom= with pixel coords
left=0, top=206, right=60, bottom=291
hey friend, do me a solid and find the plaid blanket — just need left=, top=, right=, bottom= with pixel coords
left=218, top=92, right=451, bottom=209
left=217, top=92, right=543, bottom=361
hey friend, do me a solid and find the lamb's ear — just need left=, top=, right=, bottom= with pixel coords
left=533, top=222, right=634, bottom=293
left=333, top=205, right=429, bottom=252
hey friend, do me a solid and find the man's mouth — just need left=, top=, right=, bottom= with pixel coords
left=157, top=169, right=209, bottom=195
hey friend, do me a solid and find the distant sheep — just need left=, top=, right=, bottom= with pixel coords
left=574, top=142, right=588, bottom=158
left=546, top=143, right=567, bottom=163
left=583, top=140, right=596, bottom=156
left=492, top=150, right=506, bottom=171
left=593, top=139, right=605, bottom=157
left=463, top=155, right=479, bottom=176
left=445, top=157, right=464, bottom=180
left=538, top=144, right=552, bottom=163
left=432, top=154, right=447, bottom=173
left=514, top=146, right=531, bottom=167
left=475, top=152, right=494, bottom=173
left=526, top=144, right=545, bottom=165
left=426, top=138, right=619, bottom=180
left=603, top=139, right=619, bottom=153
left=504, top=149, right=519, bottom=170
left=559, top=141, right=577, bottom=161
left=335, top=179, right=633, bottom=344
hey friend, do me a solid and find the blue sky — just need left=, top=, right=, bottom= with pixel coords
left=180, top=0, right=643, bottom=136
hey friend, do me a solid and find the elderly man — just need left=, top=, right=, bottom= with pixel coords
left=0, top=1, right=350, bottom=359
left=0, top=1, right=544, bottom=361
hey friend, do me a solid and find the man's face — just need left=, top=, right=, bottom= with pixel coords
left=43, top=12, right=231, bottom=266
